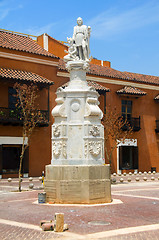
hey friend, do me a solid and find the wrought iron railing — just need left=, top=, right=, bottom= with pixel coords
left=0, top=107, right=49, bottom=126
left=155, top=120, right=159, bottom=133
left=121, top=116, right=141, bottom=131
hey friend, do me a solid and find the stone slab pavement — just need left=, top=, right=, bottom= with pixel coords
left=0, top=173, right=159, bottom=240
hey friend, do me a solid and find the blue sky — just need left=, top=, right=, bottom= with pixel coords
left=0, top=0, right=159, bottom=76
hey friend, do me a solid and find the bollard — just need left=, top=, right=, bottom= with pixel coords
left=29, top=183, right=34, bottom=189
left=127, top=178, right=131, bottom=182
left=120, top=178, right=124, bottom=183
left=54, top=213, right=64, bottom=232
left=8, top=178, right=12, bottom=182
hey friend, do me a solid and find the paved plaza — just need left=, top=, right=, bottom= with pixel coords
left=0, top=173, right=159, bottom=239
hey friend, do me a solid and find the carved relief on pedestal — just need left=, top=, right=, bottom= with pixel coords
left=89, top=125, right=100, bottom=137
left=53, top=125, right=60, bottom=137
left=52, top=141, right=62, bottom=158
left=62, top=141, right=67, bottom=158
left=84, top=142, right=88, bottom=158
left=89, top=141, right=101, bottom=157
left=71, top=100, right=80, bottom=112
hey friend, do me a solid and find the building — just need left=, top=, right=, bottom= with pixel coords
left=0, top=29, right=158, bottom=177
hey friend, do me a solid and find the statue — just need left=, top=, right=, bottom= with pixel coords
left=64, top=17, right=91, bottom=62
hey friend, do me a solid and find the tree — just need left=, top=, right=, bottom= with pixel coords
left=102, top=105, right=132, bottom=170
left=14, top=83, right=43, bottom=192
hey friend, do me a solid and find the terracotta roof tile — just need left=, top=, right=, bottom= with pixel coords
left=0, top=67, right=54, bottom=85
left=58, top=59, right=159, bottom=86
left=117, top=86, right=146, bottom=96
left=61, top=80, right=110, bottom=92
left=0, top=30, right=58, bottom=58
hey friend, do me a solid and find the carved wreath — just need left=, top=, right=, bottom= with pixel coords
left=89, top=141, right=101, bottom=156
left=89, top=125, right=100, bottom=137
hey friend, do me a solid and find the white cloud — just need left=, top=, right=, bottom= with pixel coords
left=0, top=0, right=23, bottom=21
left=88, top=2, right=159, bottom=39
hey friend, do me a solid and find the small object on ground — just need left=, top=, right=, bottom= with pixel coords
left=158, top=177, right=159, bottom=180
left=42, top=223, right=54, bottom=231
left=151, top=177, right=155, bottom=181
left=139, top=172, right=142, bottom=175
left=111, top=178, right=116, bottom=184
left=120, top=178, right=124, bottom=183
left=54, top=213, right=64, bottom=232
left=40, top=220, right=53, bottom=227
left=118, top=173, right=121, bottom=176
left=143, top=177, right=147, bottom=181
left=136, top=177, right=140, bottom=181
left=113, top=173, right=116, bottom=176
left=8, top=178, right=12, bottom=182
left=38, top=192, right=46, bottom=203
left=39, top=176, right=42, bottom=181
left=29, top=177, right=33, bottom=181
left=63, top=223, right=69, bottom=231
left=123, top=172, right=126, bottom=176
left=29, top=183, right=34, bottom=189
left=153, top=171, right=156, bottom=175
left=127, top=178, right=131, bottom=182
left=129, top=172, right=132, bottom=175
left=144, top=171, right=147, bottom=175
left=148, top=171, right=151, bottom=175
left=134, top=172, right=137, bottom=175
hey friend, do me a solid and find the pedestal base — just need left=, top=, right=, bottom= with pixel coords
left=44, top=165, right=111, bottom=204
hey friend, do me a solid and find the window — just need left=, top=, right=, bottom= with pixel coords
left=119, top=146, right=138, bottom=170
left=0, top=145, right=29, bottom=174
left=8, top=87, right=17, bottom=109
left=122, top=100, right=132, bottom=121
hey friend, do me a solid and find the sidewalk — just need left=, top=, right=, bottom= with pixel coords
left=0, top=173, right=159, bottom=239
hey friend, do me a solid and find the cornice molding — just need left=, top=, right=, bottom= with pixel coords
left=0, top=51, right=58, bottom=67
left=57, top=71, right=159, bottom=91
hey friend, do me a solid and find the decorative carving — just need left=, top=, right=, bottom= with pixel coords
left=53, top=125, right=60, bottom=137
left=89, top=125, right=100, bottom=137
left=52, top=141, right=62, bottom=157
left=89, top=141, right=101, bottom=156
left=84, top=142, right=88, bottom=158
left=62, top=142, right=67, bottom=158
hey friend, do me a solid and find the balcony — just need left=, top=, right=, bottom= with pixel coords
left=0, top=107, right=49, bottom=127
left=155, top=120, right=159, bottom=133
left=121, top=116, right=141, bottom=132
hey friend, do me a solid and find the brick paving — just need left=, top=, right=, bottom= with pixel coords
left=0, top=173, right=159, bottom=240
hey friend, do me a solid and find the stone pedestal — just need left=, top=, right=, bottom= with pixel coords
left=45, top=60, right=111, bottom=204
left=45, top=165, right=111, bottom=204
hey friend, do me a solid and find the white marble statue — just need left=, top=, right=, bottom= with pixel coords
left=64, top=17, right=91, bottom=62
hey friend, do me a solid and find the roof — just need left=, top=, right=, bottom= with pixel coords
left=0, top=67, right=54, bottom=85
left=58, top=59, right=159, bottom=86
left=61, top=80, right=110, bottom=92
left=0, top=30, right=58, bottom=58
left=116, top=86, right=147, bottom=96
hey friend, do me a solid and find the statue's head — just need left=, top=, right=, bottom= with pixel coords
left=77, top=17, right=83, bottom=26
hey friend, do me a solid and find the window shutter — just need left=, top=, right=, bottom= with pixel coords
left=119, top=146, right=123, bottom=170
left=133, top=146, right=138, bottom=169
